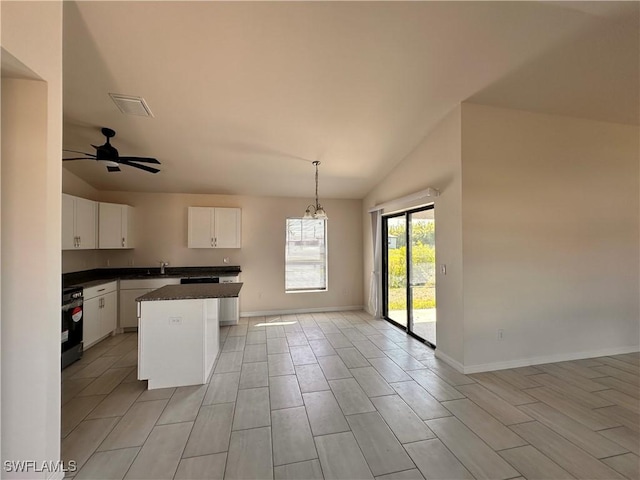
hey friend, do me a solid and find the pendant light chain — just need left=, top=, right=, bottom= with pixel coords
left=314, top=161, right=320, bottom=209
left=304, top=161, right=328, bottom=219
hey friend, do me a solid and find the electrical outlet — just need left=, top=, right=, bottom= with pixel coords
left=106, top=259, right=110, bottom=266
left=169, top=316, right=182, bottom=325
left=128, top=258, right=134, bottom=266
left=498, top=329, right=504, bottom=341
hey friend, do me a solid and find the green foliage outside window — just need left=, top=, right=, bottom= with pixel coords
left=387, top=220, right=436, bottom=310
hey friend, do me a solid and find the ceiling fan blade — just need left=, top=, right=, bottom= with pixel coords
left=119, top=156, right=161, bottom=164
left=63, top=149, right=96, bottom=157
left=63, top=129, right=159, bottom=174
left=118, top=160, right=160, bottom=174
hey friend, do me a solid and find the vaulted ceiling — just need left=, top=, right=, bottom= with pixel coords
left=62, top=1, right=639, bottom=198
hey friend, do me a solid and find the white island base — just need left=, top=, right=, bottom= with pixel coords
left=138, top=298, right=219, bottom=389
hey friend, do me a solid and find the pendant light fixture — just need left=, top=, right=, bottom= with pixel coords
left=304, top=161, right=328, bottom=219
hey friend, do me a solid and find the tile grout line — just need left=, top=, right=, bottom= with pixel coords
left=63, top=314, right=640, bottom=480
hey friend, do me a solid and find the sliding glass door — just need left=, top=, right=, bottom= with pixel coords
left=383, top=206, right=436, bottom=347
left=385, top=215, right=408, bottom=328
left=409, top=208, right=436, bottom=345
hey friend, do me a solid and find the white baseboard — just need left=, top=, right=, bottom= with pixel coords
left=434, top=349, right=465, bottom=373
left=241, top=305, right=364, bottom=317
left=458, top=345, right=640, bottom=374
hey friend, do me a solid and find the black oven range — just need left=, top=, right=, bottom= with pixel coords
left=62, top=286, right=84, bottom=369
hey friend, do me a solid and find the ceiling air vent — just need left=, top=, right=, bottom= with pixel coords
left=109, top=93, right=154, bottom=117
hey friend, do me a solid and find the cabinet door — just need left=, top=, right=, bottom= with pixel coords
left=62, top=194, right=76, bottom=250
left=75, top=197, right=97, bottom=249
left=122, top=205, right=134, bottom=248
left=219, top=297, right=239, bottom=325
left=188, top=207, right=214, bottom=248
left=83, top=296, right=101, bottom=348
left=98, top=202, right=123, bottom=248
left=119, top=288, right=152, bottom=329
left=214, top=208, right=241, bottom=248
left=101, top=291, right=118, bottom=337
left=219, top=276, right=239, bottom=324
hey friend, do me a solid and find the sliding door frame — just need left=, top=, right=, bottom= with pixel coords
left=382, top=205, right=436, bottom=349
left=381, top=211, right=408, bottom=332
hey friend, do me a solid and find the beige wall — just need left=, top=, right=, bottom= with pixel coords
left=1, top=1, right=63, bottom=474
left=363, top=102, right=639, bottom=372
left=363, top=106, right=464, bottom=365
left=461, top=103, right=640, bottom=370
left=62, top=166, right=100, bottom=200
left=63, top=171, right=364, bottom=314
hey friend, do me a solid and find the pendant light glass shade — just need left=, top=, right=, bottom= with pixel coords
left=304, top=161, right=328, bottom=219
left=314, top=205, right=327, bottom=219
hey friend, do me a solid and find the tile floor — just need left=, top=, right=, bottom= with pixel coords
left=61, top=310, right=640, bottom=480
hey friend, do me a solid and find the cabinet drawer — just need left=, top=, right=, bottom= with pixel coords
left=84, top=281, right=118, bottom=299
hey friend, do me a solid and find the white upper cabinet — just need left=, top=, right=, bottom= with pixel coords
left=62, top=194, right=97, bottom=250
left=62, top=194, right=75, bottom=250
left=188, top=207, right=214, bottom=248
left=214, top=208, right=242, bottom=248
left=188, top=207, right=241, bottom=248
left=99, top=202, right=134, bottom=249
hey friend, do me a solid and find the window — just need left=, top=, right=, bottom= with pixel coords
left=285, top=218, right=327, bottom=292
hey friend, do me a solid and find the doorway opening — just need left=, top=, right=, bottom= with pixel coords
left=382, top=205, right=436, bottom=347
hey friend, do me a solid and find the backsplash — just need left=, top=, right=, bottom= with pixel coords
left=62, top=249, right=104, bottom=273
left=62, top=265, right=242, bottom=287
left=62, top=248, right=234, bottom=274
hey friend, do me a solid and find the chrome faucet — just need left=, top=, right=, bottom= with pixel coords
left=159, top=261, right=169, bottom=274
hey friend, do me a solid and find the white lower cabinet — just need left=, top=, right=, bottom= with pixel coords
left=83, top=297, right=101, bottom=349
left=119, top=278, right=181, bottom=329
left=219, top=275, right=240, bottom=325
left=83, top=281, right=118, bottom=349
left=119, top=289, right=152, bottom=330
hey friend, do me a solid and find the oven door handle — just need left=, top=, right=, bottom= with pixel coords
left=62, top=299, right=83, bottom=311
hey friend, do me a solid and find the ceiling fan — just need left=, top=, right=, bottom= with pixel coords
left=63, top=127, right=161, bottom=174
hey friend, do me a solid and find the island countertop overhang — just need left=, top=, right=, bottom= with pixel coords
left=136, top=282, right=243, bottom=302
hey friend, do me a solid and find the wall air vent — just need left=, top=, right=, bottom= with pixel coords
left=109, top=93, right=154, bottom=117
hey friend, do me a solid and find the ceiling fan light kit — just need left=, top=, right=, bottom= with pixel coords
left=62, top=127, right=161, bottom=174
left=303, top=160, right=328, bottom=220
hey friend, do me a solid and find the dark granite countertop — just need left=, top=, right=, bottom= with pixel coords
left=63, top=266, right=241, bottom=289
left=137, top=282, right=243, bottom=301
left=81, top=279, right=121, bottom=289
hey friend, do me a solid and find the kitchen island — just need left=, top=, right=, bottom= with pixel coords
left=137, top=282, right=242, bottom=389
